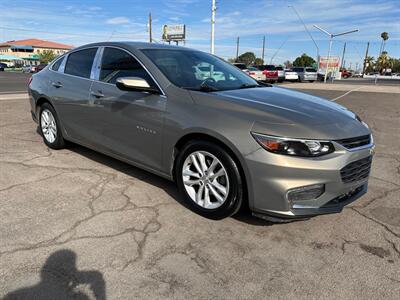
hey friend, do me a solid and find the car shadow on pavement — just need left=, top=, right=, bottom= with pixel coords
left=3, top=249, right=106, bottom=300
left=63, top=142, right=275, bottom=226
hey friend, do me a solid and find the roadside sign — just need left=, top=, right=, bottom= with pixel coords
left=318, top=56, right=340, bottom=78
left=162, top=24, right=186, bottom=41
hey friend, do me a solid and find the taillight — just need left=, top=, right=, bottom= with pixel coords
left=249, top=72, right=255, bottom=75
left=28, top=77, right=33, bottom=86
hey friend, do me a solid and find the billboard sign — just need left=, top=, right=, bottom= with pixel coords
left=162, top=24, right=186, bottom=41
left=318, top=56, right=340, bottom=69
left=318, top=56, right=341, bottom=78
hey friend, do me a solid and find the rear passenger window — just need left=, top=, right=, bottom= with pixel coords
left=51, top=56, right=64, bottom=71
left=100, top=47, right=155, bottom=86
left=65, top=48, right=97, bottom=78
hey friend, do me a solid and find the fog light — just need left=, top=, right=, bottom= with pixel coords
left=287, top=184, right=325, bottom=202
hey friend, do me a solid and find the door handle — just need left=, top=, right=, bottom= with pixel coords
left=51, top=81, right=63, bottom=88
left=90, top=90, right=104, bottom=98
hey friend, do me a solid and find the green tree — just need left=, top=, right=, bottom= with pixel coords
left=380, top=32, right=389, bottom=53
left=283, top=60, right=293, bottom=68
left=389, top=57, right=400, bottom=73
left=237, top=52, right=256, bottom=65
left=254, top=57, right=264, bottom=65
left=39, top=50, right=57, bottom=64
left=377, top=51, right=393, bottom=74
left=364, top=56, right=375, bottom=74
left=292, top=53, right=315, bottom=67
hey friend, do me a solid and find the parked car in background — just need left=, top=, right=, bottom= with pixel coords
left=340, top=69, right=352, bottom=79
left=245, top=66, right=265, bottom=81
left=22, top=65, right=37, bottom=73
left=353, top=72, right=363, bottom=78
left=0, top=62, right=7, bottom=71
left=292, top=67, right=317, bottom=82
left=275, top=66, right=285, bottom=82
left=28, top=41, right=374, bottom=221
left=284, top=69, right=298, bottom=82
left=256, top=65, right=278, bottom=83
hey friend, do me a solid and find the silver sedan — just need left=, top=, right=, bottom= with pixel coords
left=28, top=42, right=374, bottom=221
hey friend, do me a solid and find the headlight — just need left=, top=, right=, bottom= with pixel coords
left=251, top=133, right=335, bottom=157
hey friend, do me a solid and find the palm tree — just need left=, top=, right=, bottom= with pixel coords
left=379, top=32, right=389, bottom=54
left=364, top=56, right=375, bottom=74
left=377, top=52, right=392, bottom=74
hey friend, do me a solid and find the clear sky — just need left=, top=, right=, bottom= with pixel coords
left=1, top=0, right=399, bottom=69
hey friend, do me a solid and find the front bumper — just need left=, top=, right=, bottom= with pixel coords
left=245, top=141, right=374, bottom=219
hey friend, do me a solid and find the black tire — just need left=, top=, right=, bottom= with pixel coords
left=308, top=80, right=314, bottom=83
left=39, top=103, right=66, bottom=149
left=298, top=76, right=302, bottom=82
left=175, top=140, right=243, bottom=219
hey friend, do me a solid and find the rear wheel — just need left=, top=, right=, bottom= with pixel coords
left=39, top=103, right=65, bottom=149
left=175, top=141, right=243, bottom=219
left=298, top=76, right=302, bottom=82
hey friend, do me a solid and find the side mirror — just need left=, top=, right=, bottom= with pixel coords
left=116, top=77, right=160, bottom=94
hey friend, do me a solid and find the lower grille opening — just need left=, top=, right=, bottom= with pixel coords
left=340, top=156, right=372, bottom=183
left=322, top=185, right=364, bottom=208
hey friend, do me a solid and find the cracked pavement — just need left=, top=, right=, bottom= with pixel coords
left=0, top=79, right=399, bottom=298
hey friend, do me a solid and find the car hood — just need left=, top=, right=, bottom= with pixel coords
left=191, top=86, right=370, bottom=140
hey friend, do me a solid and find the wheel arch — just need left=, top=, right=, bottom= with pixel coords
left=35, top=96, right=54, bottom=116
left=172, top=131, right=251, bottom=207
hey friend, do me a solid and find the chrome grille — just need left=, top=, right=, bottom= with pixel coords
left=340, top=156, right=372, bottom=183
left=336, top=135, right=371, bottom=149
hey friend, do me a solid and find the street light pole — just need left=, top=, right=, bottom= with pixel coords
left=313, top=24, right=358, bottom=83
left=325, top=36, right=333, bottom=83
left=210, top=0, right=216, bottom=54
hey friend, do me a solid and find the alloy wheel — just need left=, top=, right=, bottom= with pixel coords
left=182, top=151, right=230, bottom=209
left=41, top=109, right=57, bottom=144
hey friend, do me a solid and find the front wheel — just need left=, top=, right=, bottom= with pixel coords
left=175, top=141, right=244, bottom=219
left=39, top=103, right=66, bottom=149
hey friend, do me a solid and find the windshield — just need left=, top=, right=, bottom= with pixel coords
left=141, top=49, right=258, bottom=91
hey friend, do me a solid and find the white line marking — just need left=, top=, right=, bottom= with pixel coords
left=0, top=91, right=27, bottom=94
left=330, top=87, right=363, bottom=101
left=0, top=93, right=28, bottom=101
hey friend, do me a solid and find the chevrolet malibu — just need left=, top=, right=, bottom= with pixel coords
left=28, top=42, right=374, bottom=221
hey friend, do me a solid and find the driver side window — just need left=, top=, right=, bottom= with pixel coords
left=100, top=47, right=156, bottom=87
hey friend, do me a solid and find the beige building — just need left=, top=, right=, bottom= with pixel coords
left=0, top=38, right=73, bottom=66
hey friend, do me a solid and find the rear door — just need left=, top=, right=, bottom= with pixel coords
left=88, top=46, right=166, bottom=170
left=49, top=47, right=99, bottom=144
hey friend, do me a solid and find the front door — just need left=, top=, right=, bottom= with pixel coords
left=89, top=47, right=166, bottom=171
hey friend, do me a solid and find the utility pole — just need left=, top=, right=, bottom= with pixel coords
left=362, top=42, right=369, bottom=76
left=341, top=42, right=346, bottom=69
left=210, top=0, right=216, bottom=54
left=313, top=24, right=358, bottom=83
left=261, top=35, right=265, bottom=64
left=148, top=13, right=152, bottom=43
left=236, top=36, right=240, bottom=62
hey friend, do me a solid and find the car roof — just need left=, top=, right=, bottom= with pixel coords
left=72, top=41, right=193, bottom=52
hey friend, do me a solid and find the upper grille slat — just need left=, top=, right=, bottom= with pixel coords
left=336, top=135, right=371, bottom=149
left=340, top=156, right=372, bottom=183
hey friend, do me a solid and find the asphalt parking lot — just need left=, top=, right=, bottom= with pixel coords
left=1, top=72, right=399, bottom=299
